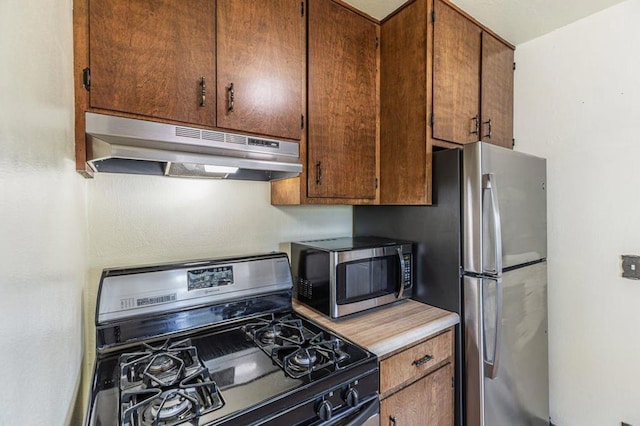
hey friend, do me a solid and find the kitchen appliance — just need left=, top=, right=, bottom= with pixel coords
left=86, top=253, right=380, bottom=426
left=354, top=142, right=549, bottom=426
left=84, top=112, right=302, bottom=180
left=290, top=237, right=413, bottom=319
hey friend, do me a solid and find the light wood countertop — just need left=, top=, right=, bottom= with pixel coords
left=294, top=299, right=459, bottom=359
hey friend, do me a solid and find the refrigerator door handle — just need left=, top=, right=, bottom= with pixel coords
left=395, top=247, right=405, bottom=299
left=483, top=277, right=503, bottom=379
left=483, top=173, right=503, bottom=275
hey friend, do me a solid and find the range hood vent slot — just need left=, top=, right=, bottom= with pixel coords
left=175, top=127, right=201, bottom=139
left=201, top=130, right=225, bottom=143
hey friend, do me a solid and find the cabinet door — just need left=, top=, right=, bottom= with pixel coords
left=432, top=0, right=481, bottom=145
left=481, top=33, right=514, bottom=149
left=89, top=0, right=216, bottom=127
left=381, top=363, right=454, bottom=426
left=379, top=0, right=428, bottom=205
left=216, top=0, right=304, bottom=140
left=307, top=0, right=377, bottom=199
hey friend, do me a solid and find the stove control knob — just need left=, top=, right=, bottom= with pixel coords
left=345, top=387, right=359, bottom=407
left=317, top=400, right=333, bottom=421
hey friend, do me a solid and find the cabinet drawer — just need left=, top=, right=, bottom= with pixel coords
left=380, top=329, right=453, bottom=396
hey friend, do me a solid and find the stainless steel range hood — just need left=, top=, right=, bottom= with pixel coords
left=85, top=112, right=302, bottom=180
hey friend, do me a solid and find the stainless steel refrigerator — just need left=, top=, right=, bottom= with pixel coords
left=354, top=142, right=549, bottom=426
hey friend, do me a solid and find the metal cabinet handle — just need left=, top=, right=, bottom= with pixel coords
left=315, top=161, right=322, bottom=185
left=227, top=82, right=235, bottom=112
left=483, top=119, right=492, bottom=139
left=411, top=354, right=433, bottom=367
left=471, top=115, right=480, bottom=135
left=200, top=77, right=206, bottom=107
left=389, top=415, right=397, bottom=426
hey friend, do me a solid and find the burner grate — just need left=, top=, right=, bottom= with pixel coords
left=119, top=339, right=225, bottom=426
left=244, top=314, right=351, bottom=379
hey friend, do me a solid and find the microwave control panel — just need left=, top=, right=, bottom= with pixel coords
left=402, top=253, right=411, bottom=288
left=403, top=253, right=412, bottom=287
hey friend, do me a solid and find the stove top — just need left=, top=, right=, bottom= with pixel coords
left=87, top=253, right=379, bottom=426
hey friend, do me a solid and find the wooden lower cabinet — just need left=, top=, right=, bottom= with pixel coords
left=381, top=363, right=454, bottom=426
left=379, top=329, right=455, bottom=426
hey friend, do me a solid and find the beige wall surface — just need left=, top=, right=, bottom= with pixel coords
left=0, top=0, right=87, bottom=424
left=514, top=0, right=640, bottom=424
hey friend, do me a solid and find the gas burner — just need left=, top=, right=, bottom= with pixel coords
left=258, top=326, right=282, bottom=345
left=290, top=348, right=318, bottom=369
left=121, top=368, right=225, bottom=426
left=242, top=314, right=305, bottom=348
left=120, top=339, right=202, bottom=389
left=143, top=391, right=192, bottom=423
left=148, top=354, right=178, bottom=375
left=270, top=331, right=351, bottom=379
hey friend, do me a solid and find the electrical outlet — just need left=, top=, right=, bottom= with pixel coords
left=621, top=255, right=640, bottom=279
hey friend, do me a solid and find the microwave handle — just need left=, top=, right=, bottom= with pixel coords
left=396, top=247, right=405, bottom=299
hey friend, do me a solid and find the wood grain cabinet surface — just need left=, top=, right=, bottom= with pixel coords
left=307, top=0, right=378, bottom=200
left=88, top=0, right=217, bottom=127
left=432, top=0, right=514, bottom=148
left=216, top=0, right=305, bottom=140
left=271, top=0, right=379, bottom=205
left=480, top=32, right=515, bottom=149
left=381, top=363, right=454, bottom=426
left=379, top=329, right=455, bottom=426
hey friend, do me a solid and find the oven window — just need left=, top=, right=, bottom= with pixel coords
left=336, top=256, right=398, bottom=305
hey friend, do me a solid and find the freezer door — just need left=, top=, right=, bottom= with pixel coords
left=463, top=142, right=546, bottom=273
left=464, top=263, right=549, bottom=426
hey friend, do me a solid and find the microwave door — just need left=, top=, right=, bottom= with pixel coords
left=338, top=256, right=397, bottom=303
left=333, top=250, right=406, bottom=317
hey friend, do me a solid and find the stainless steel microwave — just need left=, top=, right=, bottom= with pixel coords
left=290, top=237, right=413, bottom=318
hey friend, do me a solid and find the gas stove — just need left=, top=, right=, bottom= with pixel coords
left=86, top=253, right=379, bottom=426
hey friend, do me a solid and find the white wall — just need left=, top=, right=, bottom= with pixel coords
left=82, top=175, right=352, bottom=403
left=0, top=0, right=86, bottom=424
left=514, top=1, right=640, bottom=424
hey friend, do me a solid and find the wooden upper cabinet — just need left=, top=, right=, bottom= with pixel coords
left=307, top=0, right=377, bottom=199
left=481, top=32, right=514, bottom=148
left=432, top=0, right=482, bottom=145
left=379, top=0, right=428, bottom=205
left=88, top=0, right=216, bottom=127
left=216, top=0, right=305, bottom=141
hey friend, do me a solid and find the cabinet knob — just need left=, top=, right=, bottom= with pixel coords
left=389, top=415, right=397, bottom=426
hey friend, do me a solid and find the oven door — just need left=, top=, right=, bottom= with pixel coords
left=329, top=396, right=379, bottom=426
left=332, top=245, right=411, bottom=318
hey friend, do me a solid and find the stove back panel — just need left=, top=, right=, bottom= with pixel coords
left=97, top=253, right=293, bottom=325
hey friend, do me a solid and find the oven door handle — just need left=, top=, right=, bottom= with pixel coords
left=321, top=395, right=380, bottom=426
